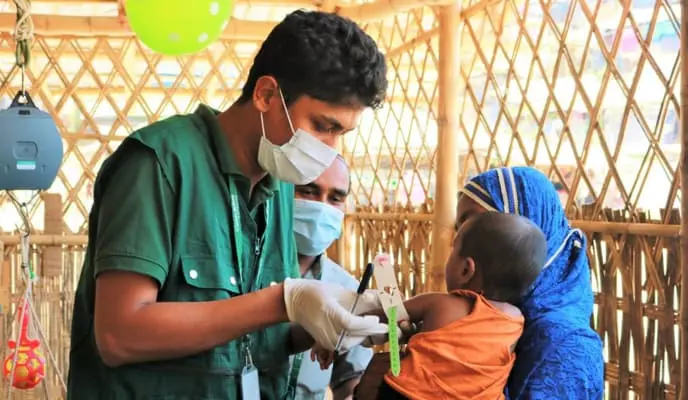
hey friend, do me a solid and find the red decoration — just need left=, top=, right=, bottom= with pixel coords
left=3, top=299, right=45, bottom=389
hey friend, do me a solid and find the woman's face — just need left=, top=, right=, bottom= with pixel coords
left=455, top=195, right=488, bottom=230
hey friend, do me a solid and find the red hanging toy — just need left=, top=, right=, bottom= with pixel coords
left=3, top=298, right=46, bottom=389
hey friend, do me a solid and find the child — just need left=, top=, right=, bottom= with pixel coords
left=316, top=211, right=548, bottom=399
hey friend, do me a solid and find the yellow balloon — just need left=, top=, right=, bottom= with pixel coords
left=126, top=0, right=234, bottom=55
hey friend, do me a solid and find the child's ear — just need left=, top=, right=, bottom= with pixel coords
left=462, top=257, right=476, bottom=281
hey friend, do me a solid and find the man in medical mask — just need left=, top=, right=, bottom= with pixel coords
left=68, top=10, right=388, bottom=400
left=288, top=156, right=372, bottom=400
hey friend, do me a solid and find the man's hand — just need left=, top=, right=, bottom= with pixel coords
left=283, top=279, right=387, bottom=351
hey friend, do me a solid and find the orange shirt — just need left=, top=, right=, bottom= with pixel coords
left=384, top=290, right=524, bottom=400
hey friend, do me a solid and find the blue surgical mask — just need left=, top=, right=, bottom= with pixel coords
left=293, top=199, right=345, bottom=256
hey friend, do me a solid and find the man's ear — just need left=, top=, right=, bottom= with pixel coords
left=252, top=75, right=279, bottom=113
left=462, top=257, right=476, bottom=282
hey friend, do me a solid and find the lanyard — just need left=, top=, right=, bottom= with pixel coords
left=287, top=353, right=304, bottom=397
left=228, top=178, right=270, bottom=293
left=288, top=257, right=324, bottom=396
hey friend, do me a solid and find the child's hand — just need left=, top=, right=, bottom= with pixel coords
left=399, top=320, right=419, bottom=344
left=310, top=345, right=335, bottom=370
left=361, top=320, right=418, bottom=347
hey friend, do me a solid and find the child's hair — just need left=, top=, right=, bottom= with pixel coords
left=458, top=212, right=547, bottom=304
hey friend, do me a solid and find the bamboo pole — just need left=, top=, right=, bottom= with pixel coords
left=679, top=0, right=688, bottom=395
left=572, top=220, right=680, bottom=238
left=347, top=213, right=681, bottom=237
left=0, top=14, right=275, bottom=40
left=385, top=28, right=439, bottom=59
left=34, top=0, right=118, bottom=2
left=0, top=218, right=679, bottom=248
left=429, top=1, right=461, bottom=292
left=0, top=235, right=88, bottom=246
left=461, top=0, right=504, bottom=19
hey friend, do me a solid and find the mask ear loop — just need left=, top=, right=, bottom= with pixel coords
left=259, top=112, right=267, bottom=139
left=278, top=88, right=297, bottom=134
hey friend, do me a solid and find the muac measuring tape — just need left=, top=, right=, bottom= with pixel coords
left=387, top=305, right=401, bottom=377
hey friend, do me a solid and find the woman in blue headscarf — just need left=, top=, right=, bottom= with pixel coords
left=458, top=166, right=604, bottom=399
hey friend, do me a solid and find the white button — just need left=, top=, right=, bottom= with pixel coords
left=230, top=277, right=237, bottom=285
left=189, top=269, right=198, bottom=279
left=270, top=281, right=277, bottom=286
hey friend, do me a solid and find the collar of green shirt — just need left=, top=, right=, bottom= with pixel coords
left=194, top=104, right=280, bottom=195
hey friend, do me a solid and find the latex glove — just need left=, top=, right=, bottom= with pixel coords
left=350, top=289, right=385, bottom=315
left=283, top=279, right=387, bottom=351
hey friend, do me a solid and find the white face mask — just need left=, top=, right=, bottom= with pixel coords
left=293, top=198, right=345, bottom=256
left=257, top=89, right=338, bottom=185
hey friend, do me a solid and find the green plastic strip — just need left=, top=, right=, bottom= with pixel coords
left=388, top=306, right=401, bottom=377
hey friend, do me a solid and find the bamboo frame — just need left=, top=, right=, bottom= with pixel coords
left=337, top=0, right=454, bottom=22
left=679, top=0, right=688, bottom=394
left=0, top=1, right=682, bottom=397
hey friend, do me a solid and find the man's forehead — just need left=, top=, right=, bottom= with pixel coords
left=298, top=96, right=364, bottom=130
left=314, top=111, right=361, bottom=133
left=316, top=158, right=349, bottom=191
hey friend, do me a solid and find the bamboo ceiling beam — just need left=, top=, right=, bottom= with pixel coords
left=33, top=0, right=316, bottom=4
left=34, top=0, right=116, bottom=3
left=1, top=86, right=416, bottom=106
left=0, top=50, right=435, bottom=72
left=2, top=85, right=243, bottom=97
left=336, top=0, right=456, bottom=22
left=0, top=14, right=275, bottom=41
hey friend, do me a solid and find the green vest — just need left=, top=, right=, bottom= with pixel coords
left=68, top=105, right=299, bottom=400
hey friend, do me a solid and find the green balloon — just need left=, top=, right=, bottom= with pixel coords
left=126, top=0, right=233, bottom=56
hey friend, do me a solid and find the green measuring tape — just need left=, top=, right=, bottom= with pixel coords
left=388, top=306, right=401, bottom=377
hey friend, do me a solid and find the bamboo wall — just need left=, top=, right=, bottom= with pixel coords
left=0, top=0, right=684, bottom=398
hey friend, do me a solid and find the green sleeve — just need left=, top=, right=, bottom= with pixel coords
left=92, top=142, right=175, bottom=287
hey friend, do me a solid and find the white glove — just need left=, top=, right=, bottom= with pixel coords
left=283, top=279, right=387, bottom=351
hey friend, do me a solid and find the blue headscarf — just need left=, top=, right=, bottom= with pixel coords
left=461, top=167, right=604, bottom=400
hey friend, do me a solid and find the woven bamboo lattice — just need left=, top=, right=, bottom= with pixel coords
left=0, top=0, right=683, bottom=398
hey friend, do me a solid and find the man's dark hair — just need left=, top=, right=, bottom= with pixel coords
left=239, top=10, right=387, bottom=108
left=458, top=212, right=547, bottom=304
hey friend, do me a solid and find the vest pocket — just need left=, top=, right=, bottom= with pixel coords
left=178, top=255, right=241, bottom=301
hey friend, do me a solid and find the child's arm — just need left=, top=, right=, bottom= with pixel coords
left=367, top=293, right=451, bottom=324
left=368, top=293, right=472, bottom=332
left=403, top=293, right=452, bottom=324
left=288, top=324, right=315, bottom=354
